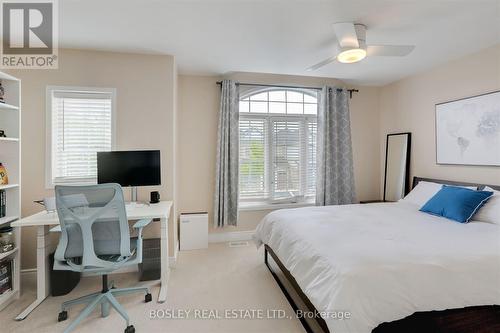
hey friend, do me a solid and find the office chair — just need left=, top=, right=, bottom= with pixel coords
left=53, top=183, right=153, bottom=333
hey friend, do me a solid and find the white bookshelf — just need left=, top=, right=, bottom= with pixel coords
left=0, top=72, right=21, bottom=311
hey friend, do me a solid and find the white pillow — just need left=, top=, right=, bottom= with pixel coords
left=401, top=181, right=477, bottom=207
left=472, top=187, right=500, bottom=224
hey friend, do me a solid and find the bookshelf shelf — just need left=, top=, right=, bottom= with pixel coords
left=0, top=72, right=19, bottom=82
left=0, top=216, right=18, bottom=226
left=0, top=103, right=18, bottom=110
left=0, top=247, right=18, bottom=261
left=0, top=289, right=18, bottom=310
left=0, top=137, right=19, bottom=142
left=0, top=184, right=19, bottom=190
left=0, top=71, right=20, bottom=312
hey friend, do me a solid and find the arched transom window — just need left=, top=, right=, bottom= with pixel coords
left=239, top=88, right=318, bottom=206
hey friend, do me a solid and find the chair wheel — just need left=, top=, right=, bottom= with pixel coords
left=58, top=310, right=68, bottom=322
left=125, top=325, right=135, bottom=333
left=145, top=293, right=152, bottom=303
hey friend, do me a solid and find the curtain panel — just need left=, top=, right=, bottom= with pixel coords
left=213, top=80, right=239, bottom=227
left=316, top=86, right=356, bottom=206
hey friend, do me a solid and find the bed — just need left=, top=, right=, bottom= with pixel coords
left=253, top=177, right=500, bottom=333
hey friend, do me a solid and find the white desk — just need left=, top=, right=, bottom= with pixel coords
left=11, top=201, right=172, bottom=320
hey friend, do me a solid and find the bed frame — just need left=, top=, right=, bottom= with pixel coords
left=264, top=176, right=500, bottom=333
left=412, top=176, right=500, bottom=191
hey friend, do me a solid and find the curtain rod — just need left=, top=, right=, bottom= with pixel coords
left=215, top=81, right=359, bottom=98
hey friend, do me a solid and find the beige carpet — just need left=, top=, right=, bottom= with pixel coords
left=0, top=243, right=304, bottom=333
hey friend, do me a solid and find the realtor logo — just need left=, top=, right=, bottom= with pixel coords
left=0, top=0, right=58, bottom=68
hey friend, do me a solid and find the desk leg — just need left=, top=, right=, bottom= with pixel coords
left=15, top=225, right=51, bottom=320
left=158, top=216, right=169, bottom=303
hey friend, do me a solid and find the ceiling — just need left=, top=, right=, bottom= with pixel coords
left=60, top=0, right=500, bottom=86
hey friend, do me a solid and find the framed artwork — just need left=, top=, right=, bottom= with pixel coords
left=436, top=90, right=500, bottom=166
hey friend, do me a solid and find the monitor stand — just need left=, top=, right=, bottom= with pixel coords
left=131, top=186, right=138, bottom=203
left=126, top=186, right=149, bottom=207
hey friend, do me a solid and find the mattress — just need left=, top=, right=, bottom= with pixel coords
left=253, top=202, right=500, bottom=333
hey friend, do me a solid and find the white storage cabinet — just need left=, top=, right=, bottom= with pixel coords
left=180, top=213, right=208, bottom=250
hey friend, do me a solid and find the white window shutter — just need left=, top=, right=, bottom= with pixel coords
left=306, top=120, right=317, bottom=197
left=50, top=89, right=113, bottom=185
left=239, top=118, right=267, bottom=200
left=271, top=119, right=301, bottom=199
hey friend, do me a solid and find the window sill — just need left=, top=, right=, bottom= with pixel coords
left=238, top=200, right=315, bottom=212
left=46, top=178, right=97, bottom=189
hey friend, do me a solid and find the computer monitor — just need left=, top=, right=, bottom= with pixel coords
left=97, top=150, right=161, bottom=202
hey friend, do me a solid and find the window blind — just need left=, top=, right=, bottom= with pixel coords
left=51, top=90, right=113, bottom=185
left=239, top=118, right=267, bottom=199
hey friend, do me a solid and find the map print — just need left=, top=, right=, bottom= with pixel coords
left=436, top=91, right=500, bottom=166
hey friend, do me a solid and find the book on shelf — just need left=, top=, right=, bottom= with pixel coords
left=0, top=190, right=5, bottom=218
left=0, top=260, right=12, bottom=296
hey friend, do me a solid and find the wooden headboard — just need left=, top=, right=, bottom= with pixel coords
left=413, top=177, right=500, bottom=191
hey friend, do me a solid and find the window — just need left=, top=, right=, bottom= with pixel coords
left=239, top=88, right=318, bottom=206
left=46, top=86, right=115, bottom=187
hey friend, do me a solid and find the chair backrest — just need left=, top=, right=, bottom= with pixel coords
left=54, top=183, right=131, bottom=270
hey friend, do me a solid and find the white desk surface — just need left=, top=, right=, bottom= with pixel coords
left=12, top=201, right=173, bottom=227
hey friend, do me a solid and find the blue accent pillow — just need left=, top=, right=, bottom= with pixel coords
left=420, top=185, right=493, bottom=223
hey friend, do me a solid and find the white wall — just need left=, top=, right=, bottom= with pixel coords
left=380, top=44, right=500, bottom=189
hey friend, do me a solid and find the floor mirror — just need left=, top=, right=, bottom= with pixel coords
left=383, top=132, right=411, bottom=202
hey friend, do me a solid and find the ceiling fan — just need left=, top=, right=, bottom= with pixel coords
left=307, top=22, right=415, bottom=70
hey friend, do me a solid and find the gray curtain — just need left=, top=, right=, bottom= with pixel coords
left=214, top=80, right=239, bottom=227
left=316, top=86, right=356, bottom=206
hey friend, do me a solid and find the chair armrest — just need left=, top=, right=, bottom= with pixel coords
left=132, top=219, right=153, bottom=263
left=133, top=218, right=153, bottom=230
left=133, top=218, right=153, bottom=239
left=50, top=225, right=62, bottom=232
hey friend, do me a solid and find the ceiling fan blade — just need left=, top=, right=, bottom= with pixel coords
left=307, top=55, right=337, bottom=71
left=333, top=22, right=359, bottom=49
left=367, top=45, right=415, bottom=57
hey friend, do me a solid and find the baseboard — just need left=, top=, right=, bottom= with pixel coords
left=208, top=230, right=255, bottom=243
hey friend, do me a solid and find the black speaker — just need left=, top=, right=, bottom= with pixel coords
left=150, top=191, right=160, bottom=204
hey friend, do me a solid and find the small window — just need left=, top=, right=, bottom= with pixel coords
left=46, top=86, right=115, bottom=188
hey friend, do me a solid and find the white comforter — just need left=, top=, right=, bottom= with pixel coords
left=253, top=202, right=500, bottom=333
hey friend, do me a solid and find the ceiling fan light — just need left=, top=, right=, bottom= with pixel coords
left=337, top=48, right=367, bottom=64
